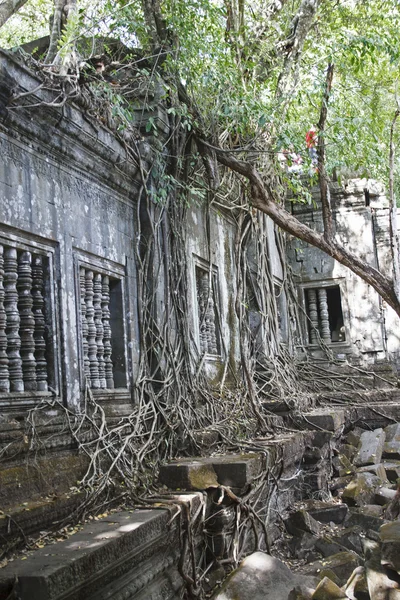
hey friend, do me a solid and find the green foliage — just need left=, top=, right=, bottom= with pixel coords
left=1, top=0, right=400, bottom=196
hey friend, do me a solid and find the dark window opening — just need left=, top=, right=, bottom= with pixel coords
left=195, top=265, right=221, bottom=356
left=305, top=285, right=346, bottom=344
left=364, top=188, right=370, bottom=207
left=79, top=267, right=127, bottom=390
left=0, top=243, right=54, bottom=394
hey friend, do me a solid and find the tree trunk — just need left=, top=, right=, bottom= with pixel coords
left=389, top=109, right=400, bottom=303
left=45, top=0, right=77, bottom=65
left=0, top=0, right=29, bottom=29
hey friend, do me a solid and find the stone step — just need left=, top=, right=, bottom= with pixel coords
left=0, top=491, right=84, bottom=557
left=0, top=508, right=184, bottom=600
left=289, top=409, right=346, bottom=432
left=159, top=453, right=263, bottom=492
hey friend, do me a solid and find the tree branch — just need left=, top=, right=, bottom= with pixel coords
left=209, top=144, right=399, bottom=316
left=45, top=0, right=77, bottom=65
left=0, top=0, right=29, bottom=28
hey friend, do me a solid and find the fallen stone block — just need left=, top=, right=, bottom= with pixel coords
left=332, top=526, right=363, bottom=556
left=375, top=487, right=397, bottom=506
left=314, top=536, right=345, bottom=558
left=330, top=476, right=353, bottom=494
left=357, top=463, right=389, bottom=484
left=302, top=409, right=345, bottom=432
left=211, top=552, right=314, bottom=600
left=345, top=428, right=363, bottom=448
left=345, top=507, right=384, bottom=532
left=340, top=444, right=357, bottom=461
left=304, top=551, right=361, bottom=586
left=358, top=504, right=383, bottom=517
left=380, top=521, right=400, bottom=572
left=301, top=500, right=348, bottom=525
left=312, top=577, right=346, bottom=599
left=289, top=532, right=320, bottom=561
left=342, top=472, right=382, bottom=506
left=384, top=422, right=400, bottom=442
left=364, top=538, right=400, bottom=599
left=285, top=509, right=321, bottom=537
left=332, top=454, right=355, bottom=477
left=159, top=453, right=263, bottom=491
left=343, top=566, right=368, bottom=600
left=354, top=428, right=385, bottom=466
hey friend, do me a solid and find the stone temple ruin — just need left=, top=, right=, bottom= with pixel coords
left=1, top=48, right=400, bottom=600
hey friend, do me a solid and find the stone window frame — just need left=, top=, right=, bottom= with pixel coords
left=74, top=252, right=130, bottom=395
left=0, top=228, right=60, bottom=410
left=300, top=278, right=350, bottom=348
left=192, top=255, right=222, bottom=359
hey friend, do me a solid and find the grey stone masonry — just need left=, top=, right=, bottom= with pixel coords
left=354, top=428, right=386, bottom=466
left=159, top=454, right=263, bottom=492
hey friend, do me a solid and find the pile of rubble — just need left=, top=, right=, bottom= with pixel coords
left=213, top=422, right=400, bottom=599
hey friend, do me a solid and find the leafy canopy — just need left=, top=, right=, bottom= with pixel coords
left=1, top=0, right=400, bottom=187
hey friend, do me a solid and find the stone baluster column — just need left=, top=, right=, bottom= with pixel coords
left=85, top=270, right=99, bottom=389
left=18, top=251, right=37, bottom=390
left=4, top=247, right=23, bottom=392
left=102, top=275, right=114, bottom=389
left=197, top=271, right=208, bottom=354
left=32, top=255, right=48, bottom=391
left=79, top=267, right=90, bottom=384
left=206, top=293, right=218, bottom=354
left=307, top=289, right=319, bottom=344
left=318, top=288, right=331, bottom=342
left=94, top=273, right=106, bottom=389
left=0, top=245, right=9, bottom=392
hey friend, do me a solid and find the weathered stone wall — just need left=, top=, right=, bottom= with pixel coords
left=287, top=177, right=400, bottom=368
left=0, top=50, right=147, bottom=414
left=186, top=203, right=240, bottom=381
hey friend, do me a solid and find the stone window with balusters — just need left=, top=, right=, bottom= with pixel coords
left=304, top=284, right=346, bottom=345
left=195, top=263, right=221, bottom=357
left=0, top=239, right=55, bottom=396
left=78, top=261, right=127, bottom=390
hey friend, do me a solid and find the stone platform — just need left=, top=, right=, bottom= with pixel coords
left=0, top=509, right=182, bottom=600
